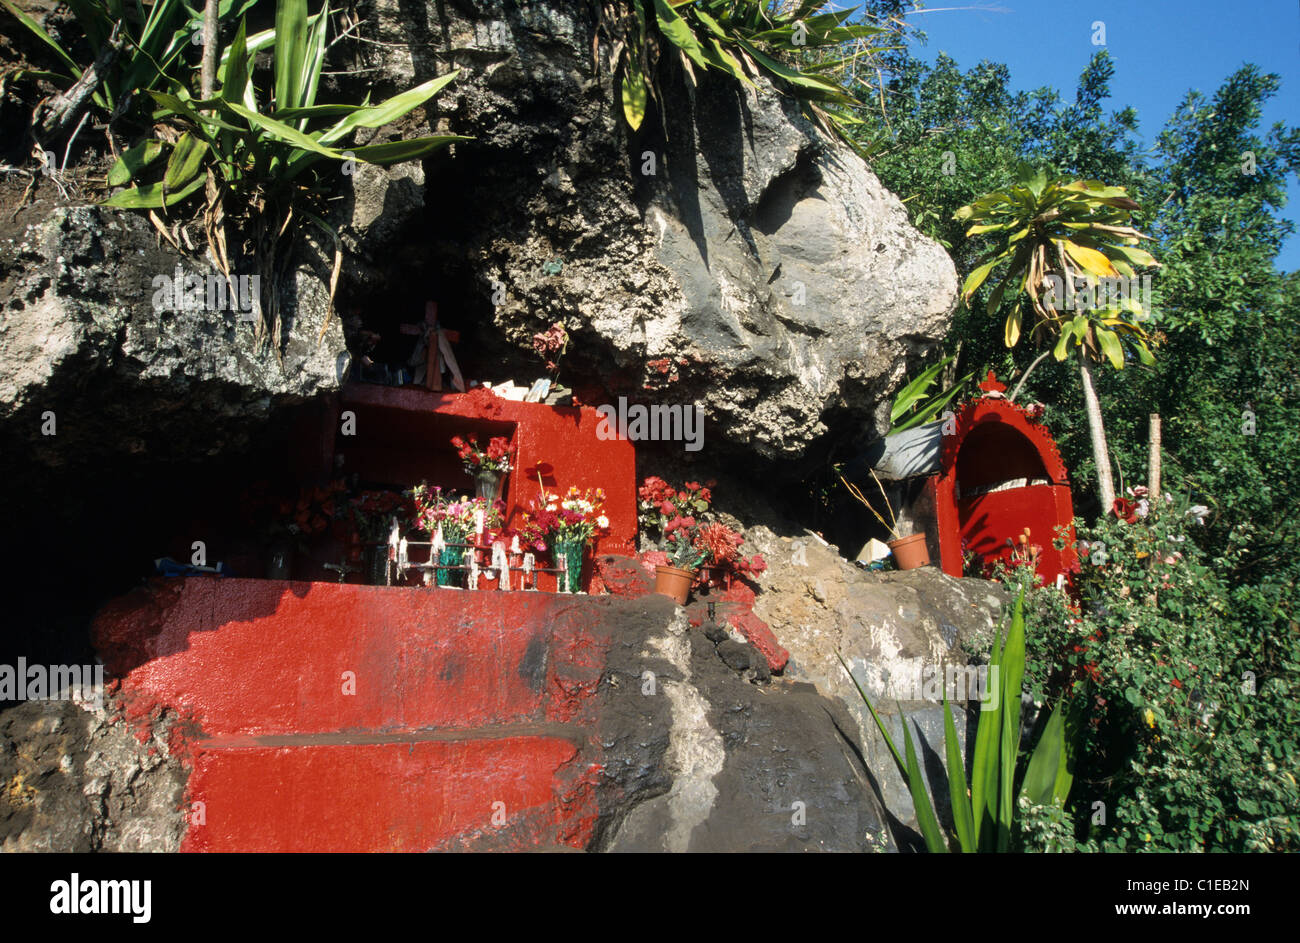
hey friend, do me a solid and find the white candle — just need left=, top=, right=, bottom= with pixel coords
left=475, top=509, right=485, bottom=535
left=511, top=535, right=521, bottom=554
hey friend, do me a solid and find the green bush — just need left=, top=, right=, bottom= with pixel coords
left=1002, top=489, right=1300, bottom=852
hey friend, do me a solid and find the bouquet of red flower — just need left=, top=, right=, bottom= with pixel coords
left=638, top=476, right=713, bottom=531
left=692, top=521, right=767, bottom=582
left=519, top=486, right=609, bottom=551
left=291, top=480, right=347, bottom=537
left=638, top=476, right=765, bottom=583
left=532, top=321, right=569, bottom=374
left=452, top=434, right=513, bottom=476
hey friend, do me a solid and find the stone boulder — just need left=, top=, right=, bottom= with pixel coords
left=0, top=694, right=186, bottom=852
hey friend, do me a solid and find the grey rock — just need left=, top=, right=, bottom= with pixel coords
left=343, top=0, right=957, bottom=464
left=594, top=599, right=894, bottom=852
left=0, top=204, right=346, bottom=479
left=0, top=696, right=185, bottom=852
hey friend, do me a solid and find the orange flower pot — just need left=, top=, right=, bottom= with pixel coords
left=888, top=533, right=931, bottom=570
left=654, top=565, right=696, bottom=605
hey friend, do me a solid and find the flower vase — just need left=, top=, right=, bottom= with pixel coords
left=437, top=545, right=466, bottom=587
left=364, top=545, right=389, bottom=586
left=475, top=471, right=503, bottom=505
left=552, top=537, right=585, bottom=593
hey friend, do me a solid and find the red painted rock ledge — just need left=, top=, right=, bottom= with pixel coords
left=90, top=576, right=890, bottom=852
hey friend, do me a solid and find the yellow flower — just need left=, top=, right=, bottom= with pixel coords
left=1144, top=708, right=1156, bottom=728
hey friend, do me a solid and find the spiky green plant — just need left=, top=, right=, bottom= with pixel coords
left=889, top=354, right=974, bottom=434
left=839, top=590, right=1085, bottom=852
left=1, top=0, right=255, bottom=136
left=103, top=0, right=469, bottom=347
left=599, top=1, right=890, bottom=146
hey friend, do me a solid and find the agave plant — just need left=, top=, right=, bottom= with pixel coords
left=599, top=0, right=889, bottom=145
left=102, top=0, right=469, bottom=348
left=954, top=166, right=1160, bottom=510
left=889, top=353, right=973, bottom=434
left=0, top=0, right=253, bottom=139
left=840, top=590, right=1085, bottom=852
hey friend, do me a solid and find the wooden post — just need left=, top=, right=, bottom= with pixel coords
left=1148, top=413, right=1162, bottom=502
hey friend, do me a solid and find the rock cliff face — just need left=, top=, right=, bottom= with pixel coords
left=1, top=0, right=955, bottom=479
left=351, top=0, right=957, bottom=462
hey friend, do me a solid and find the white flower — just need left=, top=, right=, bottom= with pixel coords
left=1187, top=505, right=1209, bottom=525
left=597, top=515, right=609, bottom=529
left=1136, top=499, right=1150, bottom=518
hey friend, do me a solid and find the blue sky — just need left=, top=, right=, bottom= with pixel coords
left=891, top=0, right=1300, bottom=271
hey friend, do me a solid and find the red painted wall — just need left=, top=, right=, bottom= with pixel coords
left=93, top=578, right=612, bottom=852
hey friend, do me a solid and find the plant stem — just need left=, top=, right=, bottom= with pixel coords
left=200, top=0, right=219, bottom=101
left=1009, top=349, right=1053, bottom=403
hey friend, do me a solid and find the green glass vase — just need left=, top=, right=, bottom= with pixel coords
left=552, top=537, right=585, bottom=593
left=437, top=545, right=466, bottom=587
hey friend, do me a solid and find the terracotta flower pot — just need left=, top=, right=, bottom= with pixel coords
left=654, top=565, right=696, bottom=605
left=888, top=532, right=931, bottom=570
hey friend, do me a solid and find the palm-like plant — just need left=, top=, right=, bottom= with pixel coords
left=955, top=166, right=1160, bottom=510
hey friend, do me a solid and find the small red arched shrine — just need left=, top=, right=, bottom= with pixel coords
left=933, top=373, right=1079, bottom=585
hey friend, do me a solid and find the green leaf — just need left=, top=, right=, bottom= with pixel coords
left=902, top=714, right=949, bottom=853
left=221, top=99, right=348, bottom=159
left=622, top=67, right=649, bottom=130
left=1004, top=302, right=1023, bottom=347
left=316, top=72, right=461, bottom=146
left=1053, top=330, right=1072, bottom=361
left=943, top=695, right=976, bottom=853
left=346, top=135, right=470, bottom=164
left=996, top=590, right=1027, bottom=852
left=161, top=132, right=208, bottom=200
left=274, top=0, right=309, bottom=111
left=734, top=36, right=844, bottom=100
left=970, top=624, right=1003, bottom=846
left=890, top=355, right=952, bottom=422
left=107, top=139, right=166, bottom=187
left=0, top=0, right=81, bottom=78
left=961, top=256, right=1004, bottom=301
left=653, top=0, right=708, bottom=70
left=1020, top=698, right=1066, bottom=807
left=102, top=175, right=205, bottom=208
left=220, top=18, right=252, bottom=108
left=1097, top=327, right=1125, bottom=369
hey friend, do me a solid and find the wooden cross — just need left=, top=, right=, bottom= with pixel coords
left=400, top=301, right=465, bottom=392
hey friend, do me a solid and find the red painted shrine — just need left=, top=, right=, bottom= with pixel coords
left=934, top=373, right=1079, bottom=585
left=335, top=383, right=637, bottom=590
